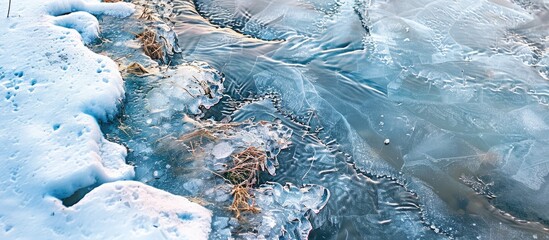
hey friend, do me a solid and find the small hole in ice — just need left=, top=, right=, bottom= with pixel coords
left=177, top=213, right=194, bottom=221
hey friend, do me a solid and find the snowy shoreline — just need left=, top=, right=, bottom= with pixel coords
left=0, top=0, right=211, bottom=239
left=3, top=0, right=549, bottom=239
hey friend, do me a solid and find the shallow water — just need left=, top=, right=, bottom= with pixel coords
left=105, top=0, right=549, bottom=239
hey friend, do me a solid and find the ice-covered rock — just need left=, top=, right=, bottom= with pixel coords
left=146, top=61, right=224, bottom=119
left=212, top=142, right=234, bottom=159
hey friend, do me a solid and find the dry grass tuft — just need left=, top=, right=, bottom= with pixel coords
left=174, top=123, right=268, bottom=220
left=124, top=62, right=150, bottom=76
left=229, top=186, right=260, bottom=219
left=225, top=146, right=267, bottom=187
left=222, top=147, right=267, bottom=219
left=178, top=129, right=218, bottom=142
left=139, top=6, right=157, bottom=21
left=136, top=29, right=164, bottom=61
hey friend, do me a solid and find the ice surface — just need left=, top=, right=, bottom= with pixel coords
left=78, top=0, right=549, bottom=238
left=160, top=0, right=549, bottom=238
left=0, top=0, right=211, bottom=239
left=92, top=16, right=331, bottom=238
left=194, top=0, right=330, bottom=40
left=212, top=142, right=234, bottom=159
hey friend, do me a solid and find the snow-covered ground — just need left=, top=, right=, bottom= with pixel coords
left=0, top=0, right=211, bottom=239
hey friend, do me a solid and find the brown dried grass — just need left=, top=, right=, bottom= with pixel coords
left=223, top=147, right=267, bottom=219
left=139, top=6, right=157, bottom=21
left=229, top=185, right=260, bottom=219
left=136, top=29, right=164, bottom=61
left=177, top=129, right=217, bottom=142
left=175, top=124, right=268, bottom=220
left=225, top=146, right=267, bottom=187
left=124, top=62, right=150, bottom=76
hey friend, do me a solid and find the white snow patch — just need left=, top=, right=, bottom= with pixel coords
left=46, top=0, right=135, bottom=18
left=52, top=11, right=100, bottom=44
left=70, top=181, right=212, bottom=239
left=0, top=0, right=211, bottom=239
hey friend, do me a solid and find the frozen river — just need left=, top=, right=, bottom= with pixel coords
left=102, top=0, right=549, bottom=239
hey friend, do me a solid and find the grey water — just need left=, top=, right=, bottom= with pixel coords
left=105, top=0, right=549, bottom=239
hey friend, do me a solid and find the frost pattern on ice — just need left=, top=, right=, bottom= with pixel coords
left=90, top=0, right=549, bottom=238
left=160, top=0, right=549, bottom=238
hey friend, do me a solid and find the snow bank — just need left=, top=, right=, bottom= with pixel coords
left=0, top=0, right=210, bottom=239
left=52, top=11, right=101, bottom=44
left=70, top=181, right=211, bottom=239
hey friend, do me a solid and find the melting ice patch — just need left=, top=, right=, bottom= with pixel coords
left=91, top=20, right=331, bottom=237
left=154, top=120, right=329, bottom=239
left=249, top=182, right=330, bottom=239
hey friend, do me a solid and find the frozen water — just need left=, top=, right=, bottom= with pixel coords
left=93, top=0, right=549, bottom=239
left=95, top=13, right=326, bottom=238
left=155, top=0, right=549, bottom=238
